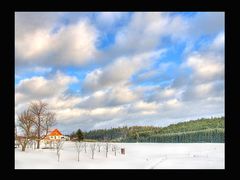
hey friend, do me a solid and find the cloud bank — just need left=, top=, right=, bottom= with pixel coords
left=15, top=12, right=224, bottom=133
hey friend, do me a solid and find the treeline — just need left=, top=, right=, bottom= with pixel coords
left=82, top=117, right=224, bottom=143
left=137, top=128, right=224, bottom=143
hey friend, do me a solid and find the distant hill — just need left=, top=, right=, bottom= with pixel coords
left=83, top=117, right=224, bottom=143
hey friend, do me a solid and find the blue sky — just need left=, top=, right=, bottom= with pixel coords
left=15, top=12, right=224, bottom=133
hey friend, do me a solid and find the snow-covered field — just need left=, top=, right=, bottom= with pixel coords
left=15, top=142, right=224, bottom=169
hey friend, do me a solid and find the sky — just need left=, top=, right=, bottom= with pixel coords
left=15, top=12, right=224, bottom=133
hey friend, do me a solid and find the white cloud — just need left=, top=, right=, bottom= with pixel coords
left=90, top=107, right=123, bottom=116
left=15, top=29, right=52, bottom=60
left=15, top=71, right=83, bottom=127
left=182, top=12, right=224, bottom=54
left=83, top=49, right=165, bottom=93
left=15, top=14, right=99, bottom=66
left=139, top=84, right=184, bottom=104
left=164, top=98, right=182, bottom=108
left=181, top=32, right=225, bottom=84
left=136, top=70, right=159, bottom=81
left=189, top=12, right=224, bottom=36
left=15, top=71, right=78, bottom=105
left=182, top=81, right=224, bottom=101
left=56, top=108, right=87, bottom=123
left=112, top=12, right=186, bottom=54
left=51, top=20, right=98, bottom=65
left=179, top=33, right=224, bottom=102
left=56, top=106, right=126, bottom=127
left=210, top=32, right=225, bottom=52
left=130, top=101, right=158, bottom=112
left=15, top=12, right=60, bottom=38
left=185, top=53, right=224, bottom=82
left=134, top=62, right=174, bottom=83
left=47, top=95, right=82, bottom=110
left=96, top=12, right=128, bottom=29
left=29, top=66, right=52, bottom=74
left=157, top=87, right=178, bottom=100
left=78, top=85, right=139, bottom=109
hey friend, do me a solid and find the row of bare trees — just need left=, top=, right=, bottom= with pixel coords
left=74, top=142, right=121, bottom=161
left=48, top=141, right=122, bottom=162
left=16, top=100, right=56, bottom=151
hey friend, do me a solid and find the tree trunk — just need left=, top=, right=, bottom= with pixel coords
left=37, top=117, right=41, bottom=149
left=78, top=153, right=80, bottom=162
left=37, top=139, right=40, bottom=149
left=21, top=139, right=28, bottom=151
left=57, top=152, right=60, bottom=162
left=106, top=143, right=108, bottom=158
left=22, top=144, right=26, bottom=151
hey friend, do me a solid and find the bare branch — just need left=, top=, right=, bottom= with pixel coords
left=17, top=109, right=35, bottom=151
left=28, top=100, right=56, bottom=149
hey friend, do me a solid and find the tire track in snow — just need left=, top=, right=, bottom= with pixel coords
left=149, top=155, right=168, bottom=169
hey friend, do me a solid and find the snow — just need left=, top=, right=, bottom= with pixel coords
left=15, top=142, right=224, bottom=169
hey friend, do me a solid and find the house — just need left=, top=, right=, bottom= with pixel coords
left=44, top=129, right=64, bottom=141
left=44, top=129, right=70, bottom=141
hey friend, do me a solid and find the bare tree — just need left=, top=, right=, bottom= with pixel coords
left=89, top=143, right=96, bottom=159
left=17, top=110, right=36, bottom=151
left=29, top=100, right=56, bottom=149
left=97, top=143, right=102, bottom=152
left=56, top=140, right=64, bottom=162
left=83, top=142, right=87, bottom=153
left=75, top=142, right=84, bottom=162
left=112, top=144, right=118, bottom=156
left=105, top=142, right=109, bottom=158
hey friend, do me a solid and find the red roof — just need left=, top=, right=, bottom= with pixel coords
left=48, top=129, right=63, bottom=136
